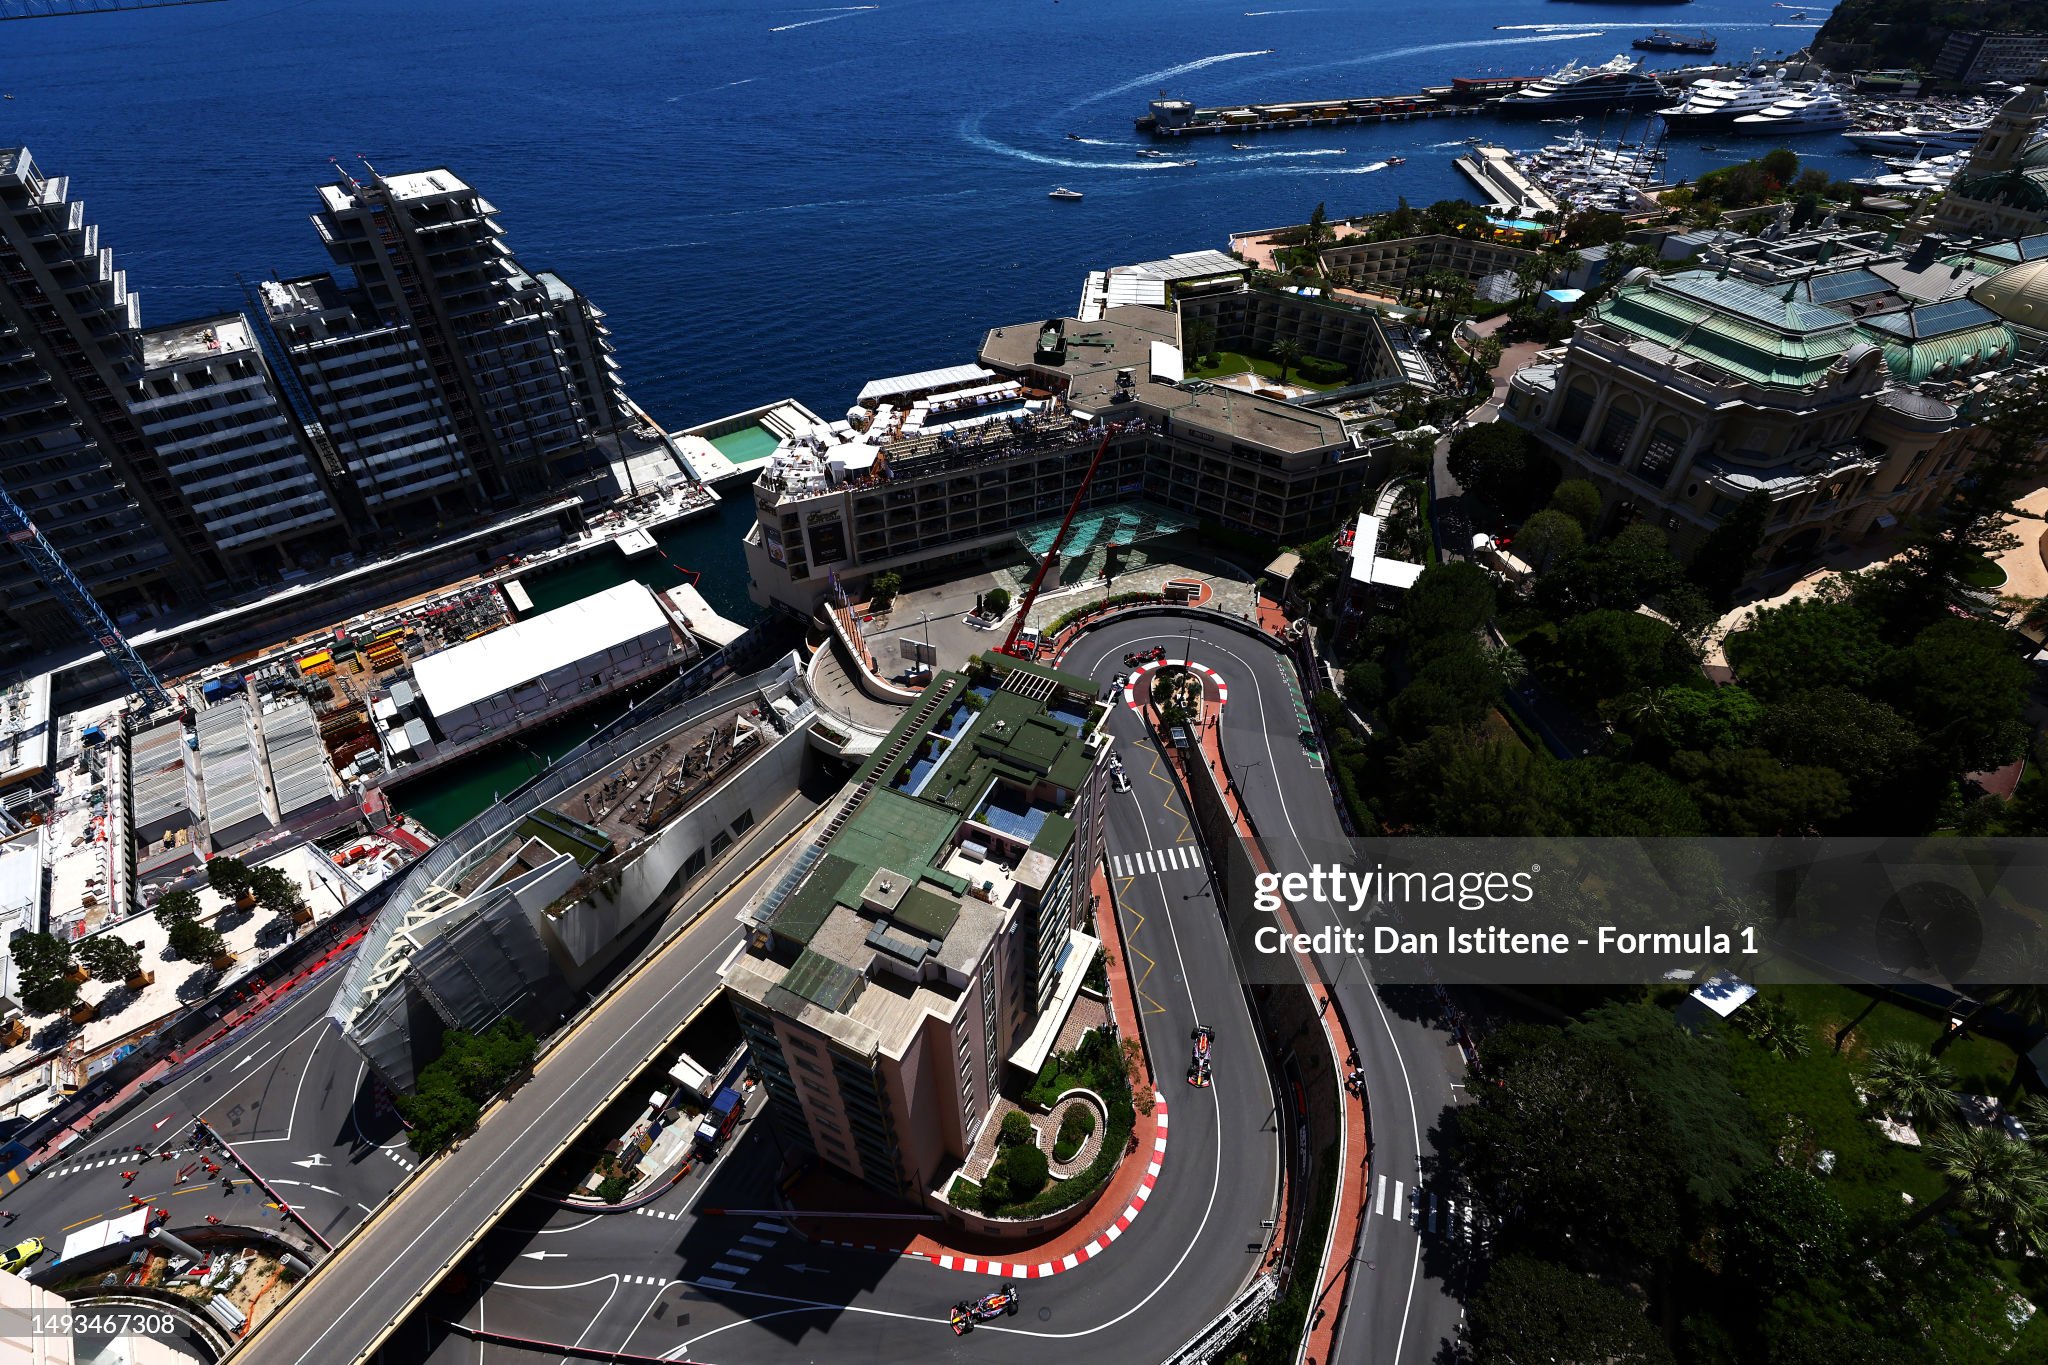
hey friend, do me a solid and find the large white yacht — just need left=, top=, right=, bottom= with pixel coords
left=1656, top=69, right=1789, bottom=132
left=1490, top=55, right=1670, bottom=118
left=1730, top=82, right=1852, bottom=136
left=1843, top=122, right=1990, bottom=155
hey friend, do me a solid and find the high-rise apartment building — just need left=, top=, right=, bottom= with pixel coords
left=722, top=658, right=1110, bottom=1203
left=0, top=147, right=204, bottom=658
left=309, top=169, right=596, bottom=503
left=130, top=313, right=349, bottom=578
left=259, top=273, right=477, bottom=526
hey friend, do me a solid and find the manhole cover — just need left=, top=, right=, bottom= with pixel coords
left=1038, top=1307, right=1052, bottom=1322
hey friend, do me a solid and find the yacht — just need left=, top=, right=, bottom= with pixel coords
left=1730, top=82, right=1852, bottom=135
left=1490, top=55, right=1669, bottom=117
left=1656, top=69, right=1788, bottom=132
left=1135, top=148, right=1173, bottom=158
left=1048, top=187, right=1084, bottom=200
left=1843, top=122, right=1989, bottom=155
left=1633, top=30, right=1717, bottom=54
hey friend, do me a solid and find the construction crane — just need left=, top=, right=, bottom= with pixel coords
left=0, top=0, right=224, bottom=19
left=0, top=486, right=168, bottom=711
left=1000, top=418, right=1125, bottom=660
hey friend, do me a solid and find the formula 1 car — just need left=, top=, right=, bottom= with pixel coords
left=1188, top=1024, right=1214, bottom=1088
left=950, top=1283, right=1020, bottom=1334
left=1123, top=646, right=1167, bottom=669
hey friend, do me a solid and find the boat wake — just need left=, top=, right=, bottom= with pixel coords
left=1230, top=147, right=1347, bottom=160
left=1243, top=8, right=1318, bottom=14
left=1069, top=136, right=1119, bottom=145
left=1256, top=29, right=1609, bottom=87
left=769, top=8, right=875, bottom=32
left=1067, top=50, right=1272, bottom=111
left=1493, top=21, right=1618, bottom=30
left=960, top=118, right=1208, bottom=172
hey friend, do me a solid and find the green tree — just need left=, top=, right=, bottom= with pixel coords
left=1573, top=1001, right=1767, bottom=1207
left=1402, top=561, right=1496, bottom=641
left=1534, top=524, right=1683, bottom=618
left=76, top=935, right=141, bottom=985
left=154, top=888, right=202, bottom=930
left=1513, top=508, right=1582, bottom=572
left=1723, top=599, right=1888, bottom=702
left=1878, top=618, right=2030, bottom=773
left=1427, top=739, right=1566, bottom=836
left=1466, top=1255, right=1673, bottom=1365
left=397, top=1072, right=479, bottom=1157
left=1760, top=147, right=1800, bottom=187
left=869, top=570, right=902, bottom=609
left=981, top=586, right=1010, bottom=618
left=1686, top=491, right=1772, bottom=611
left=1388, top=641, right=1508, bottom=739
left=999, top=1110, right=1034, bottom=1149
left=1737, top=993, right=1812, bottom=1060
left=1552, top=758, right=1708, bottom=836
left=1453, top=1023, right=1687, bottom=1264
left=1905, top=1124, right=2048, bottom=1248
left=205, top=856, right=251, bottom=905
left=248, top=864, right=304, bottom=919
left=1446, top=422, right=1547, bottom=513
left=1271, top=337, right=1302, bottom=383
left=1723, top=1167, right=1848, bottom=1292
left=1672, top=747, right=1849, bottom=835
left=1554, top=609, right=1684, bottom=703
left=11, top=931, right=79, bottom=1016
left=1862, top=1041, right=1956, bottom=1131
left=1304, top=201, right=1330, bottom=252
left=1547, top=478, right=1603, bottom=533
left=1620, top=684, right=1761, bottom=757
left=988, top=1143, right=1049, bottom=1206
left=165, top=917, right=226, bottom=965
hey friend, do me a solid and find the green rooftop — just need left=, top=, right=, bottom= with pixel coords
left=769, top=947, right=865, bottom=1014
left=833, top=788, right=960, bottom=884
left=1595, top=270, right=1861, bottom=388
left=895, top=882, right=963, bottom=939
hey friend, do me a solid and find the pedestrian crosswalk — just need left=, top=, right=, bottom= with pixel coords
left=1372, top=1173, right=1480, bottom=1246
left=1110, top=845, right=1201, bottom=878
left=56, top=1148, right=187, bottom=1178
left=694, top=1219, right=789, bottom=1291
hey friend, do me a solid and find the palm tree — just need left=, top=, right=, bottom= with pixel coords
left=1271, top=338, right=1302, bottom=384
left=1512, top=258, right=1549, bottom=305
left=1905, top=1124, right=2048, bottom=1249
left=1863, top=1041, right=1957, bottom=1131
left=1739, top=993, right=1811, bottom=1060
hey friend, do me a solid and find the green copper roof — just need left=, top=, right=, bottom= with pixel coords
left=1594, top=270, right=1860, bottom=388
left=1857, top=301, right=2016, bottom=384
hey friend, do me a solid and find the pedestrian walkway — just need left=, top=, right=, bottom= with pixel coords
left=1109, top=845, right=1200, bottom=878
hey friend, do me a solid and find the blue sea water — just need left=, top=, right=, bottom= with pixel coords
left=6, top=0, right=1862, bottom=432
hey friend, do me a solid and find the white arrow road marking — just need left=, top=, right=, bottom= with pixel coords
left=783, top=1263, right=826, bottom=1275
left=519, top=1251, right=567, bottom=1261
left=292, top=1156, right=329, bottom=1168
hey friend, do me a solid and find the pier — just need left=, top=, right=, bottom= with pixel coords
left=1453, top=143, right=1560, bottom=216
left=1136, top=75, right=1534, bottom=137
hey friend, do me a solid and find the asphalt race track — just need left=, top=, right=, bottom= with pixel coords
left=390, top=624, right=1284, bottom=1365
left=1071, top=615, right=1473, bottom=1365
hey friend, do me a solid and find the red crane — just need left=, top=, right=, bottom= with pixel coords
left=1001, top=422, right=1122, bottom=658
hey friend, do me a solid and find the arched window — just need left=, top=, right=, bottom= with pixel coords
left=1557, top=375, right=1597, bottom=442
left=1593, top=394, right=1640, bottom=465
left=1636, top=416, right=1686, bottom=482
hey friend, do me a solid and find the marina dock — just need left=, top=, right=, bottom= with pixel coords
left=1454, top=143, right=1560, bottom=216
left=1136, top=75, right=1535, bottom=137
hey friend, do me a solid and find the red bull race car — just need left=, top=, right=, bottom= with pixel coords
left=1188, top=1024, right=1214, bottom=1088
left=950, top=1283, right=1020, bottom=1334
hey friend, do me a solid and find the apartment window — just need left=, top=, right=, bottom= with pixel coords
left=710, top=831, right=732, bottom=858
left=1636, top=419, right=1684, bottom=483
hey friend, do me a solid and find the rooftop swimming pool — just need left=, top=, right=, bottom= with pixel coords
left=709, top=423, right=782, bottom=465
left=975, top=789, right=1051, bottom=843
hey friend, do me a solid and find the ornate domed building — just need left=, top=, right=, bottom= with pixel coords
left=1924, top=77, right=2048, bottom=240
left=1971, top=256, right=2048, bottom=350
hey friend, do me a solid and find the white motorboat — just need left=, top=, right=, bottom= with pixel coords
left=1048, top=187, right=1084, bottom=200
